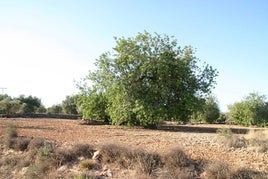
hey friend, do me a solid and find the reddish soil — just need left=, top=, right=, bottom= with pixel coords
left=0, top=118, right=267, bottom=173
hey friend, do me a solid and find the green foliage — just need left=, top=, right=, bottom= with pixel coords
left=0, top=99, right=21, bottom=114
left=62, top=95, right=79, bottom=114
left=76, top=91, right=109, bottom=122
left=47, top=104, right=63, bottom=114
left=191, top=95, right=220, bottom=123
left=227, top=92, right=268, bottom=126
left=0, top=94, right=45, bottom=114
left=79, top=31, right=218, bottom=128
left=17, top=95, right=43, bottom=113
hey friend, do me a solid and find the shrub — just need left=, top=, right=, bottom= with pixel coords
left=53, top=143, right=95, bottom=167
left=217, top=128, right=248, bottom=149
left=71, top=143, right=95, bottom=158
left=3, top=123, right=18, bottom=149
left=161, top=148, right=197, bottom=179
left=53, top=146, right=77, bottom=166
left=28, top=137, right=46, bottom=150
left=203, top=161, right=231, bottom=179
left=100, top=144, right=134, bottom=168
left=25, top=165, right=45, bottom=179
left=135, top=151, right=162, bottom=176
left=232, top=168, right=268, bottom=179
left=80, top=159, right=96, bottom=170
left=13, top=137, right=31, bottom=151
left=100, top=144, right=161, bottom=176
left=226, top=136, right=247, bottom=149
left=0, top=156, right=20, bottom=167
left=163, top=148, right=191, bottom=168
left=245, top=130, right=268, bottom=153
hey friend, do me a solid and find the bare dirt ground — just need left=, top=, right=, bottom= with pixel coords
left=0, top=118, right=267, bottom=174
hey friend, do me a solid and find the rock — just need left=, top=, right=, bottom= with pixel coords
left=92, top=150, right=100, bottom=160
left=21, top=167, right=28, bottom=175
left=57, top=165, right=68, bottom=172
left=101, top=169, right=112, bottom=177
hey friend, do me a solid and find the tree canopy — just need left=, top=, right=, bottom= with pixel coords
left=227, top=92, right=268, bottom=127
left=0, top=94, right=45, bottom=114
left=78, top=31, right=218, bottom=128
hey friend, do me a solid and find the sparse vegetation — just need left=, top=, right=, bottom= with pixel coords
left=216, top=127, right=233, bottom=138
left=3, top=123, right=18, bottom=149
left=245, top=129, right=268, bottom=153
left=0, top=119, right=267, bottom=178
left=203, top=161, right=231, bottom=179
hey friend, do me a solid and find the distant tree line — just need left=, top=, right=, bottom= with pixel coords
left=0, top=94, right=80, bottom=115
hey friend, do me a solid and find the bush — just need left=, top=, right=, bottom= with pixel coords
left=226, top=136, right=247, bottom=149
left=80, top=159, right=96, bottom=170
left=53, top=146, right=77, bottom=166
left=163, top=148, right=191, bottom=168
left=203, top=161, right=231, bottom=179
left=28, top=137, right=46, bottom=150
left=13, top=137, right=31, bottom=151
left=135, top=151, right=162, bottom=176
left=232, top=168, right=268, bottom=179
left=3, top=123, right=18, bottom=149
left=245, top=130, right=268, bottom=153
left=53, top=143, right=95, bottom=167
left=227, top=93, right=268, bottom=127
left=0, top=156, right=20, bottom=167
left=100, top=144, right=161, bottom=176
left=71, top=143, right=95, bottom=158
left=100, top=144, right=134, bottom=168
left=217, top=128, right=247, bottom=149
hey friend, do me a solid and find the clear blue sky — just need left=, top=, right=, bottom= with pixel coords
left=0, top=0, right=267, bottom=111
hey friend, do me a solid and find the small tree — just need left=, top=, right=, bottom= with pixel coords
left=227, top=93, right=268, bottom=127
left=62, top=95, right=79, bottom=114
left=47, top=104, right=63, bottom=114
left=191, top=95, right=220, bottom=123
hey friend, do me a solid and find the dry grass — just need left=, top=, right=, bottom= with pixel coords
left=245, top=129, right=268, bottom=153
left=0, top=119, right=267, bottom=178
left=203, top=161, right=231, bottom=179
left=232, top=168, right=268, bottom=179
left=100, top=144, right=162, bottom=176
left=3, top=123, right=18, bottom=149
left=226, top=136, right=247, bottom=149
left=163, top=147, right=191, bottom=168
left=13, top=136, right=31, bottom=151
left=27, top=137, right=46, bottom=150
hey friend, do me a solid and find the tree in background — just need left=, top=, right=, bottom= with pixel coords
left=79, top=31, right=218, bottom=128
left=0, top=94, right=45, bottom=114
left=62, top=95, right=79, bottom=114
left=0, top=98, right=21, bottom=114
left=190, top=95, right=220, bottom=123
left=47, top=104, right=63, bottom=114
left=227, top=92, right=268, bottom=127
left=17, top=95, right=44, bottom=113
